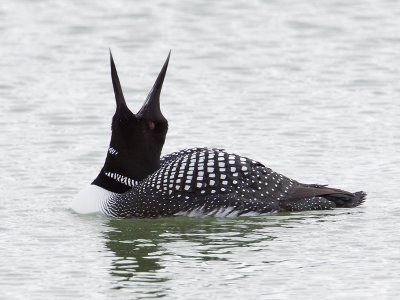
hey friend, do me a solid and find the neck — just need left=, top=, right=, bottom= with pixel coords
left=103, top=149, right=161, bottom=179
left=92, top=170, right=132, bottom=193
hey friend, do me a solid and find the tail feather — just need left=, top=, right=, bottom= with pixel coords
left=325, top=191, right=367, bottom=208
left=281, top=184, right=367, bottom=211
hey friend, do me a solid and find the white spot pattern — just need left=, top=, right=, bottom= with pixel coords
left=99, top=148, right=364, bottom=218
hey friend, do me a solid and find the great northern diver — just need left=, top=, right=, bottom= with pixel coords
left=72, top=53, right=366, bottom=217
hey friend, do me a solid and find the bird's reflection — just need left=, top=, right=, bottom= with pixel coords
left=103, top=211, right=342, bottom=293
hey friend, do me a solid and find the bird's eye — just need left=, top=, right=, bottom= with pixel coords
left=148, top=121, right=156, bottom=130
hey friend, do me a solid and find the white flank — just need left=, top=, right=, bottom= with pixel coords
left=70, top=184, right=116, bottom=214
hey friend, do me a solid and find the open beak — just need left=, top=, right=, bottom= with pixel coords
left=137, top=51, right=170, bottom=121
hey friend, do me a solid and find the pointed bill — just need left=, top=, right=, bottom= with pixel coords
left=137, top=51, right=170, bottom=121
left=110, top=50, right=128, bottom=110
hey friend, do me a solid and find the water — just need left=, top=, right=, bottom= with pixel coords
left=1, top=0, right=399, bottom=298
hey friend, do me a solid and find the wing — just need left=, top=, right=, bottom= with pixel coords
left=110, top=148, right=299, bottom=217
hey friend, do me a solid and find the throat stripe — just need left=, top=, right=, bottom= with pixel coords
left=104, top=172, right=138, bottom=187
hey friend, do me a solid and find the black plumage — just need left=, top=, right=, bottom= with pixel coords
left=102, top=148, right=366, bottom=217
left=92, top=51, right=170, bottom=193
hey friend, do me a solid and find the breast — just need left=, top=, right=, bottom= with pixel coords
left=71, top=184, right=116, bottom=214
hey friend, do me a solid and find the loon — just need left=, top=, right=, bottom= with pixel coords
left=72, top=53, right=366, bottom=217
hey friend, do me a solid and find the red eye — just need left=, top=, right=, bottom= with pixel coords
left=149, top=121, right=155, bottom=130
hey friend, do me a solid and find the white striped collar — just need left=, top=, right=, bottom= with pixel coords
left=103, top=171, right=139, bottom=187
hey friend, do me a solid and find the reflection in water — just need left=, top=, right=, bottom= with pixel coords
left=103, top=212, right=340, bottom=295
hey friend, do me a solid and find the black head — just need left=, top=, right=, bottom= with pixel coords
left=92, top=51, right=170, bottom=193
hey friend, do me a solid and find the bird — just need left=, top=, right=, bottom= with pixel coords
left=72, top=52, right=366, bottom=217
